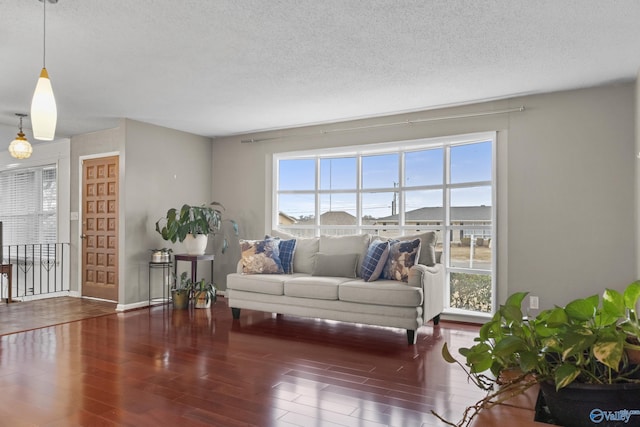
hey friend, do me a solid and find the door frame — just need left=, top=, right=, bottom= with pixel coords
left=77, top=151, right=122, bottom=304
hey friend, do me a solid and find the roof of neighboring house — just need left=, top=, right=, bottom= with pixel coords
left=286, top=206, right=491, bottom=225
left=278, top=212, right=298, bottom=224
left=297, top=211, right=357, bottom=225
left=320, top=211, right=357, bottom=225
left=376, top=206, right=492, bottom=223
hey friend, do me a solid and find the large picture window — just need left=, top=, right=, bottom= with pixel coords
left=273, top=132, right=496, bottom=315
left=0, top=164, right=57, bottom=245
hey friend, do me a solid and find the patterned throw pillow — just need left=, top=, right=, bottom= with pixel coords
left=361, top=240, right=390, bottom=282
left=266, top=235, right=297, bottom=274
left=278, top=238, right=297, bottom=274
left=240, top=238, right=284, bottom=274
left=382, top=238, right=421, bottom=282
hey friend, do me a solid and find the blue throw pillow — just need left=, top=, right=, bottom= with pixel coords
left=265, top=235, right=297, bottom=274
left=277, top=238, right=297, bottom=274
left=361, top=240, right=390, bottom=282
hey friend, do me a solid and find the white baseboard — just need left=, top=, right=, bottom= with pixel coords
left=116, top=300, right=151, bottom=312
left=11, top=290, right=73, bottom=302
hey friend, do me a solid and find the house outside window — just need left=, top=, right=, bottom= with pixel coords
left=273, top=132, right=496, bottom=316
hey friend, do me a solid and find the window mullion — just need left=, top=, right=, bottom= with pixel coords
left=315, top=157, right=320, bottom=234
left=356, top=155, right=362, bottom=230
left=398, top=152, right=405, bottom=229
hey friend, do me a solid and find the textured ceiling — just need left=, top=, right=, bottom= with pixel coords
left=1, top=0, right=639, bottom=146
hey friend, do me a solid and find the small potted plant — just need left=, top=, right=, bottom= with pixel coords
left=435, top=281, right=640, bottom=427
left=155, top=201, right=238, bottom=255
left=149, top=247, right=172, bottom=263
left=192, top=278, right=216, bottom=309
left=171, top=272, right=193, bottom=310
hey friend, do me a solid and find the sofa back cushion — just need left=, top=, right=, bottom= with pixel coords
left=319, top=234, right=370, bottom=277
left=404, top=231, right=437, bottom=266
left=271, top=230, right=318, bottom=274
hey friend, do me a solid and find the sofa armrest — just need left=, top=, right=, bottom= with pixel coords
left=409, top=263, right=444, bottom=324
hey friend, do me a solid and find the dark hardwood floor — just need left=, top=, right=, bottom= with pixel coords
left=0, top=297, right=116, bottom=336
left=0, top=297, right=547, bottom=426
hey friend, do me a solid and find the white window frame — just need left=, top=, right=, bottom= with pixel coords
left=273, top=131, right=496, bottom=315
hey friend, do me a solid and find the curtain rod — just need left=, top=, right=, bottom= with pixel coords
left=240, top=106, right=525, bottom=144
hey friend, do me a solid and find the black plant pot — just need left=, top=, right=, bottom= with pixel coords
left=540, top=381, right=640, bottom=427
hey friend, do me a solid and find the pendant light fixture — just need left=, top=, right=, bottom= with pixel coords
left=30, top=0, right=58, bottom=141
left=8, top=114, right=33, bottom=160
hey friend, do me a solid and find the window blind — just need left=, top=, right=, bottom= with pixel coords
left=0, top=164, right=57, bottom=245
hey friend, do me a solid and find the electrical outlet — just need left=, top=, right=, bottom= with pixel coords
left=529, top=296, right=539, bottom=310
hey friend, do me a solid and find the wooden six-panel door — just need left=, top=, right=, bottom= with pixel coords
left=81, top=156, right=119, bottom=301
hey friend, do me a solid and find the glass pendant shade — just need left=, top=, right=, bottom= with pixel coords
left=30, top=68, right=57, bottom=141
left=8, top=131, right=33, bottom=160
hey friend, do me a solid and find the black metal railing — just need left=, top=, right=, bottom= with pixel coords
left=1, top=243, right=70, bottom=300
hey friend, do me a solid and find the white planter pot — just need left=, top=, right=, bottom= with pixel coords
left=183, top=234, right=208, bottom=255
left=150, top=251, right=170, bottom=263
left=194, top=295, right=211, bottom=309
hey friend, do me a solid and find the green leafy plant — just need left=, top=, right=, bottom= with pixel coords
left=192, top=278, right=216, bottom=306
left=155, top=201, right=238, bottom=252
left=172, top=271, right=193, bottom=295
left=170, top=272, right=193, bottom=309
left=150, top=248, right=173, bottom=253
left=434, top=281, right=640, bottom=427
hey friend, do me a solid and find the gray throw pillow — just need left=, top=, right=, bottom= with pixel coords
left=312, top=253, right=359, bottom=278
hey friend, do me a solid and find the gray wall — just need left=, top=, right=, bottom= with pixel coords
left=507, top=85, right=635, bottom=309
left=124, top=119, right=212, bottom=305
left=70, top=119, right=213, bottom=307
left=212, top=83, right=637, bottom=310
left=637, top=71, right=640, bottom=280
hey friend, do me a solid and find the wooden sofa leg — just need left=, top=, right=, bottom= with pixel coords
left=433, top=314, right=441, bottom=325
left=231, top=307, right=241, bottom=319
left=406, top=330, right=417, bottom=345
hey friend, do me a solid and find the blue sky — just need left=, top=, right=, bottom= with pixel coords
left=278, top=141, right=492, bottom=219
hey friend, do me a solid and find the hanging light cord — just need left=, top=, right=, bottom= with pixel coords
left=42, top=0, right=47, bottom=68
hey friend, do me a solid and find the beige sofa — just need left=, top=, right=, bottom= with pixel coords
left=227, top=231, right=444, bottom=344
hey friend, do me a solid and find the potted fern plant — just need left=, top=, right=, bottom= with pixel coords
left=436, top=281, right=640, bottom=427
left=171, top=272, right=193, bottom=310
left=155, top=201, right=238, bottom=255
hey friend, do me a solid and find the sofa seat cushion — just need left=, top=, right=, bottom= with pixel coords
left=284, top=276, right=350, bottom=300
left=339, top=279, right=423, bottom=307
left=227, top=273, right=306, bottom=296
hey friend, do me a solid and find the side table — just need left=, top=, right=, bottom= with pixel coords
left=174, top=253, right=214, bottom=284
left=149, top=261, right=172, bottom=306
left=1, top=264, right=13, bottom=303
